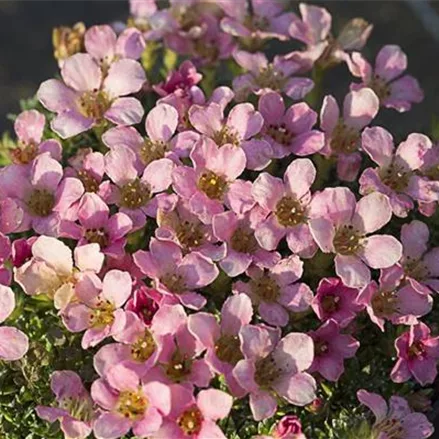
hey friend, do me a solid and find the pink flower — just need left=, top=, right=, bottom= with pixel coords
left=0, top=284, right=29, bottom=361
left=92, top=364, right=171, bottom=439
left=15, top=235, right=104, bottom=310
left=252, top=158, right=318, bottom=257
left=309, top=188, right=402, bottom=288
left=319, top=88, right=379, bottom=181
left=233, top=256, right=313, bottom=327
left=189, top=100, right=271, bottom=170
left=0, top=233, right=12, bottom=285
left=358, top=267, right=432, bottom=331
left=36, top=371, right=95, bottom=439
left=105, top=145, right=175, bottom=229
left=233, top=324, right=316, bottom=421
left=62, top=192, right=133, bottom=257
left=153, top=386, right=232, bottom=439
left=312, top=277, right=363, bottom=328
left=133, top=238, right=219, bottom=310
left=360, top=127, right=435, bottom=218
left=37, top=53, right=145, bottom=138
left=220, top=0, right=296, bottom=42
left=212, top=208, right=279, bottom=277
left=188, top=294, right=253, bottom=396
left=417, top=143, right=439, bottom=216
left=255, top=415, right=306, bottom=439
left=172, top=138, right=250, bottom=224
left=125, top=285, right=160, bottom=325
left=232, top=50, right=314, bottom=102
left=103, top=103, right=200, bottom=165
left=258, top=92, right=324, bottom=159
left=308, top=319, right=359, bottom=382
left=348, top=45, right=423, bottom=112
left=62, top=270, right=132, bottom=348
left=11, top=110, right=61, bottom=165
left=391, top=322, right=439, bottom=386
left=0, top=152, right=84, bottom=236
left=357, top=389, right=433, bottom=439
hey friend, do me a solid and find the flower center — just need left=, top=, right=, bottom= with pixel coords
left=230, top=227, right=258, bottom=254
left=314, top=338, right=329, bottom=356
left=408, top=340, right=426, bottom=359
left=379, top=163, right=410, bottom=192
left=374, top=418, right=404, bottom=439
left=26, top=189, right=55, bottom=217
left=140, top=139, right=168, bottom=165
left=84, top=227, right=109, bottom=248
left=177, top=407, right=204, bottom=436
left=131, top=330, right=156, bottom=362
left=266, top=123, right=294, bottom=146
left=119, top=179, right=151, bottom=209
left=243, top=14, right=269, bottom=32
left=212, top=126, right=240, bottom=147
left=403, top=258, right=428, bottom=280
left=77, top=169, right=99, bottom=193
left=197, top=171, right=228, bottom=200
left=275, top=196, right=307, bottom=227
left=368, top=75, right=391, bottom=101
left=254, top=356, right=281, bottom=388
left=320, top=294, right=341, bottom=314
left=330, top=121, right=360, bottom=155
left=371, top=290, right=398, bottom=317
left=333, top=225, right=363, bottom=255
left=164, top=350, right=192, bottom=383
left=424, top=164, right=439, bottom=181
left=176, top=220, right=206, bottom=250
left=89, top=300, right=115, bottom=328
left=59, top=395, right=94, bottom=422
left=161, top=273, right=186, bottom=294
left=117, top=389, right=148, bottom=420
left=256, top=65, right=286, bottom=91
left=77, top=90, right=111, bottom=122
left=250, top=276, right=280, bottom=303
left=11, top=141, right=39, bottom=165
left=214, top=334, right=243, bottom=365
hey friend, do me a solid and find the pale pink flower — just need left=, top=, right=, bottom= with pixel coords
left=37, top=53, right=145, bottom=138
left=348, top=45, right=423, bottom=112
left=15, top=235, right=104, bottom=310
left=357, top=389, right=433, bottom=439
left=360, top=127, right=436, bottom=217
left=133, top=238, right=219, bottom=310
left=319, top=88, right=379, bottom=181
left=258, top=91, right=324, bottom=159
left=391, top=322, right=439, bottom=386
left=36, top=371, right=95, bottom=439
left=62, top=270, right=132, bottom=349
left=233, top=324, right=316, bottom=421
left=312, top=277, right=363, bottom=328
left=0, top=284, right=29, bottom=361
left=233, top=255, right=313, bottom=327
left=308, top=319, right=359, bottom=382
left=309, top=188, right=403, bottom=288
left=252, top=158, right=318, bottom=257
left=92, top=364, right=171, bottom=439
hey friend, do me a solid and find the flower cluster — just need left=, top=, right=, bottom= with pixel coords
left=1, top=1, right=438, bottom=439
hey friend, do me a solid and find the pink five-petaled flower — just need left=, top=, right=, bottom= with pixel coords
left=308, top=319, right=359, bottom=382
left=152, top=386, right=233, bottom=439
left=36, top=371, right=95, bottom=439
left=189, top=100, right=271, bottom=171
left=172, top=138, right=251, bottom=224
left=255, top=415, right=306, bottom=439
left=312, top=277, right=363, bottom=328
left=258, top=91, right=324, bottom=159
left=391, top=322, right=439, bottom=386
left=348, top=44, right=423, bottom=112
left=11, top=110, right=62, bottom=166
left=0, top=285, right=29, bottom=361
left=105, top=145, right=175, bottom=229
left=15, top=235, right=104, bottom=310
left=358, top=267, right=432, bottom=332
left=0, top=152, right=85, bottom=236
left=233, top=255, right=313, bottom=327
left=357, top=389, right=433, bottom=439
left=62, top=270, right=132, bottom=349
left=309, top=188, right=403, bottom=289
left=37, top=52, right=145, bottom=139
left=232, top=50, right=314, bottom=102
left=233, top=324, right=316, bottom=421
left=252, top=158, right=318, bottom=257
left=62, top=192, right=133, bottom=258
left=91, top=364, right=171, bottom=439
left=188, top=294, right=253, bottom=397
left=133, top=238, right=219, bottom=310
left=320, top=88, right=379, bottom=181
left=360, top=127, right=435, bottom=218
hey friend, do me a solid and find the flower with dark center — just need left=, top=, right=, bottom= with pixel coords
left=333, top=225, right=363, bottom=256
left=275, top=196, right=307, bottom=227
left=139, top=139, right=168, bottom=165
left=161, top=273, right=186, bottom=294
left=119, top=179, right=151, bottom=209
left=266, top=123, right=294, bottom=146
left=230, top=227, right=258, bottom=254
left=254, top=356, right=282, bottom=388
left=255, top=65, right=286, bottom=91
left=214, top=334, right=243, bottom=365
left=84, top=227, right=109, bottom=248
left=26, top=189, right=55, bottom=217
left=164, top=350, right=193, bottom=383
left=11, top=141, right=39, bottom=165
left=379, top=162, right=410, bottom=192
left=250, top=276, right=280, bottom=303
left=321, top=294, right=341, bottom=314
left=408, top=340, right=426, bottom=360
left=212, top=126, right=240, bottom=147
left=117, top=390, right=148, bottom=420
left=368, top=75, right=391, bottom=101
left=197, top=171, right=228, bottom=200
left=77, top=90, right=111, bottom=122
left=371, top=290, right=399, bottom=318
left=131, top=330, right=156, bottom=362
left=330, top=121, right=360, bottom=155
left=77, top=169, right=99, bottom=193
left=177, top=407, right=204, bottom=436
left=89, top=300, right=116, bottom=328
left=176, top=221, right=206, bottom=250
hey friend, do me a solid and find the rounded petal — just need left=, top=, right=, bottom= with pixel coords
left=32, top=236, right=73, bottom=275
left=61, top=53, right=102, bottom=92
left=102, top=270, right=132, bottom=307
left=146, top=103, right=178, bottom=142
left=198, top=389, right=233, bottom=421
left=0, top=285, right=15, bottom=323
left=103, top=59, right=146, bottom=97
left=284, top=158, right=316, bottom=199
left=352, top=192, right=392, bottom=234
left=0, top=327, right=29, bottom=360
left=343, top=88, right=379, bottom=130
left=359, top=235, right=403, bottom=269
